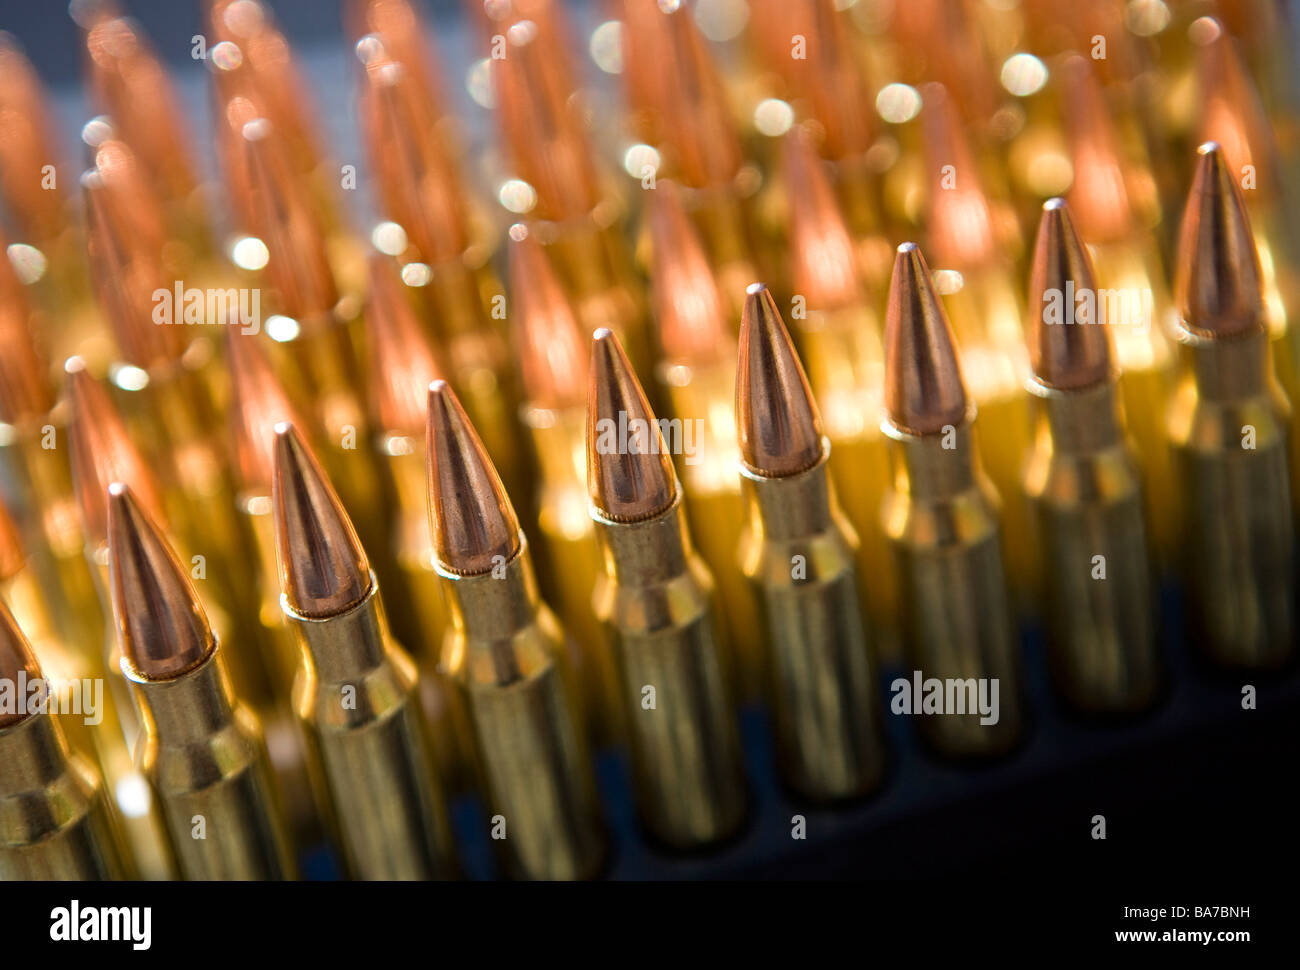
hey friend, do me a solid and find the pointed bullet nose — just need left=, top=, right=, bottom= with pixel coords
left=884, top=243, right=968, bottom=435
left=1175, top=142, right=1264, bottom=338
left=366, top=252, right=443, bottom=436
left=240, top=116, right=338, bottom=321
left=507, top=223, right=588, bottom=409
left=587, top=328, right=677, bottom=522
left=0, top=598, right=41, bottom=727
left=736, top=283, right=823, bottom=476
left=1027, top=199, right=1112, bottom=389
left=271, top=422, right=372, bottom=617
left=225, top=327, right=301, bottom=494
left=425, top=379, right=521, bottom=575
left=64, top=356, right=167, bottom=547
left=646, top=181, right=730, bottom=363
left=107, top=481, right=214, bottom=680
left=782, top=126, right=863, bottom=312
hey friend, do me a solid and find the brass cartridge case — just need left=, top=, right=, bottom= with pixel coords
left=286, top=577, right=455, bottom=879
left=123, top=645, right=296, bottom=880
left=738, top=440, right=886, bottom=800
left=881, top=414, right=1023, bottom=757
left=1023, top=378, right=1161, bottom=712
left=591, top=492, right=747, bottom=848
left=1167, top=329, right=1295, bottom=667
left=0, top=708, right=125, bottom=880
left=438, top=533, right=606, bottom=881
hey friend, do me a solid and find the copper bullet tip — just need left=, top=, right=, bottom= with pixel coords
left=271, top=422, right=372, bottom=618
left=64, top=356, right=168, bottom=547
left=646, top=182, right=731, bottom=363
left=1191, top=15, right=1277, bottom=195
left=367, top=252, right=443, bottom=435
left=0, top=598, right=41, bottom=728
left=884, top=243, right=968, bottom=435
left=586, top=327, right=677, bottom=522
left=361, top=47, right=468, bottom=263
left=737, top=283, right=824, bottom=477
left=920, top=82, right=995, bottom=269
left=507, top=223, right=588, bottom=409
left=107, top=481, right=215, bottom=681
left=0, top=33, right=69, bottom=244
left=1027, top=198, right=1112, bottom=390
left=1060, top=53, right=1134, bottom=244
left=783, top=126, right=864, bottom=313
left=82, top=140, right=182, bottom=368
left=1174, top=142, right=1264, bottom=338
left=224, top=327, right=301, bottom=493
left=425, top=379, right=521, bottom=575
left=0, top=230, right=53, bottom=424
left=240, top=115, right=338, bottom=322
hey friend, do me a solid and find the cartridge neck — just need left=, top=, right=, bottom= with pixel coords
left=122, top=644, right=236, bottom=743
left=283, top=575, right=392, bottom=684
left=1175, top=324, right=1271, bottom=401
left=1026, top=376, right=1124, bottom=454
left=435, top=531, right=554, bottom=686
left=425, top=260, right=488, bottom=338
left=738, top=440, right=840, bottom=542
left=882, top=411, right=981, bottom=500
left=0, top=708, right=73, bottom=794
left=590, top=490, right=694, bottom=585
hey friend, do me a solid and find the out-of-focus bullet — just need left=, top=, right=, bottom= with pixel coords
left=881, top=243, right=1022, bottom=757
left=645, top=184, right=759, bottom=697
left=736, top=284, right=886, bottom=800
left=108, top=483, right=296, bottom=880
left=490, top=14, right=650, bottom=377
left=1168, top=143, right=1294, bottom=668
left=272, top=422, right=455, bottom=879
left=0, top=598, right=125, bottom=880
left=0, top=35, right=100, bottom=367
left=749, top=0, right=884, bottom=249
left=363, top=253, right=475, bottom=790
left=358, top=49, right=525, bottom=502
left=427, top=380, right=605, bottom=879
left=207, top=0, right=343, bottom=238
left=621, top=0, right=763, bottom=314
left=587, top=328, right=746, bottom=847
left=0, top=242, right=103, bottom=663
left=506, top=225, right=617, bottom=741
left=347, top=0, right=449, bottom=122
left=918, top=83, right=1037, bottom=602
left=1023, top=200, right=1161, bottom=713
left=76, top=7, right=206, bottom=248
left=780, top=127, right=897, bottom=646
left=1059, top=53, right=1179, bottom=563
left=0, top=33, right=70, bottom=251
